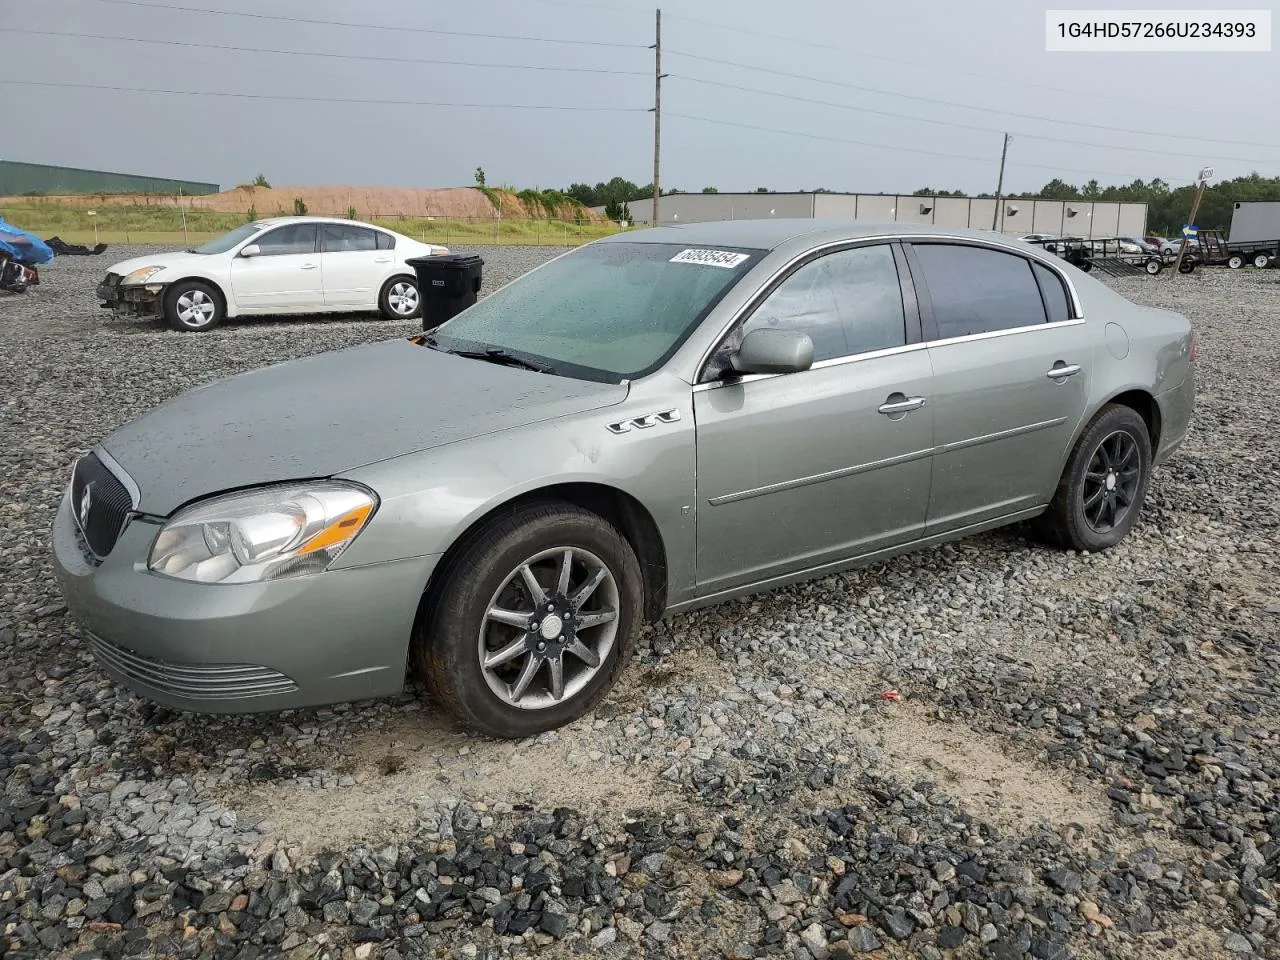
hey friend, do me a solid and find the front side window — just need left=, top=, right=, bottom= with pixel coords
left=193, top=222, right=264, bottom=255
left=706, top=244, right=906, bottom=377
left=322, top=224, right=377, bottom=253
left=912, top=244, right=1047, bottom=339
left=430, top=241, right=764, bottom=382
left=255, top=223, right=318, bottom=256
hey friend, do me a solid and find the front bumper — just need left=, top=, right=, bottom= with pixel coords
left=52, top=492, right=439, bottom=714
left=98, top=277, right=165, bottom=318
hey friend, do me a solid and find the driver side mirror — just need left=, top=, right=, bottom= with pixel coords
left=239, top=244, right=262, bottom=258
left=730, top=328, right=814, bottom=376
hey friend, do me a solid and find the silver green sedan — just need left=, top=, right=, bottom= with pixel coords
left=53, top=220, right=1196, bottom=738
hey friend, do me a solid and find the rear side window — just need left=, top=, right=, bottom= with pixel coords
left=375, top=231, right=396, bottom=251
left=1032, top=262, right=1071, bottom=323
left=913, top=244, right=1047, bottom=339
left=321, top=224, right=377, bottom=252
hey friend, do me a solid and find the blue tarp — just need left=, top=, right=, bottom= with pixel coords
left=0, top=217, right=55, bottom=265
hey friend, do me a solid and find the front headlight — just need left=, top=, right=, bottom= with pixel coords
left=122, top=266, right=166, bottom=285
left=148, top=481, right=378, bottom=584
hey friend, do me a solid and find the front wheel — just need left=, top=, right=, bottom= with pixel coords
left=163, top=280, right=224, bottom=331
left=379, top=276, right=421, bottom=320
left=1037, top=404, right=1151, bottom=553
left=414, top=502, right=643, bottom=738
left=1227, top=254, right=1244, bottom=269
left=1144, top=258, right=1163, bottom=275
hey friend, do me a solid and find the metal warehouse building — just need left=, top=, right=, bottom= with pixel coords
left=604, top=192, right=1148, bottom=239
left=0, top=160, right=219, bottom=196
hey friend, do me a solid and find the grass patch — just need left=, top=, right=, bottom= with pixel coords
left=0, top=202, right=634, bottom=247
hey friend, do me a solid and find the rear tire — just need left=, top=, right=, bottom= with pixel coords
left=414, top=502, right=643, bottom=739
left=163, top=280, right=224, bottom=332
left=379, top=276, right=421, bottom=320
left=1252, top=252, right=1270, bottom=269
left=1038, top=404, right=1151, bottom=553
left=1144, top=258, right=1162, bottom=275
left=1227, top=254, right=1244, bottom=269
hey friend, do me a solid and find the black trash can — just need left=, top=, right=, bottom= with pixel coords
left=407, top=254, right=484, bottom=331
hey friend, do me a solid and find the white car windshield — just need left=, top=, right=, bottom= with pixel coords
left=429, top=241, right=765, bottom=383
left=191, top=223, right=266, bottom=255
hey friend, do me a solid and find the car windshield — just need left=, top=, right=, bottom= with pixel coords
left=430, top=241, right=764, bottom=382
left=191, top=222, right=266, bottom=255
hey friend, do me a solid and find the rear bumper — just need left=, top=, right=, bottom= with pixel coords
left=1154, top=368, right=1196, bottom=466
left=52, top=492, right=439, bottom=713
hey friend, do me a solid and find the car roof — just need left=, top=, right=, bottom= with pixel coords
left=597, top=218, right=1036, bottom=252
left=257, top=215, right=394, bottom=230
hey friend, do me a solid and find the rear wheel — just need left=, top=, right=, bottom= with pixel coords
left=414, top=502, right=643, bottom=738
left=1038, top=404, right=1151, bottom=553
left=1144, top=258, right=1162, bottom=275
left=163, top=280, right=223, bottom=331
left=1178, top=260, right=1195, bottom=274
left=1227, top=254, right=1244, bottom=269
left=378, top=276, right=421, bottom=320
left=1252, top=252, right=1270, bottom=269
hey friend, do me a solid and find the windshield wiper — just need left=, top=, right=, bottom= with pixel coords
left=448, top=347, right=554, bottom=374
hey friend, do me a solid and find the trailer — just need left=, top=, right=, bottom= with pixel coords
left=1194, top=229, right=1277, bottom=269
left=1229, top=201, right=1280, bottom=245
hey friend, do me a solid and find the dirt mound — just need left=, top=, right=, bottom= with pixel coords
left=0, top=186, right=598, bottom=221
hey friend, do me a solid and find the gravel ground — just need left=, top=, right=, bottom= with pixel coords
left=1, top=247, right=1277, bottom=960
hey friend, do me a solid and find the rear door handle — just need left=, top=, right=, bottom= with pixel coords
left=878, top=396, right=927, bottom=415
left=1046, top=363, right=1081, bottom=380
left=300, top=263, right=318, bottom=270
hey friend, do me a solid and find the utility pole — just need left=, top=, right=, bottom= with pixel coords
left=992, top=132, right=1010, bottom=231
left=650, top=8, right=663, bottom=227
left=1171, top=166, right=1213, bottom=278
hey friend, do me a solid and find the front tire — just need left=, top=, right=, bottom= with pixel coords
left=163, top=280, right=223, bottom=331
left=1038, top=404, right=1152, bottom=552
left=414, top=502, right=643, bottom=739
left=1144, top=258, right=1162, bottom=275
left=379, top=276, right=421, bottom=320
left=1227, top=254, right=1244, bottom=269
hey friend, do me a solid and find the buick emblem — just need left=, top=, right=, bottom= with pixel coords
left=78, top=482, right=93, bottom=528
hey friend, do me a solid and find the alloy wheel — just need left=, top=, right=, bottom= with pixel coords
left=387, top=281, right=419, bottom=316
left=477, top=546, right=619, bottom=710
left=1081, top=430, right=1141, bottom=533
left=175, top=289, right=216, bottom=327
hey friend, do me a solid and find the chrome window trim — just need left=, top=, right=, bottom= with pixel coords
left=692, top=232, right=1085, bottom=382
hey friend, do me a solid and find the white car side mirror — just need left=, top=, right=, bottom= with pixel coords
left=240, top=244, right=262, bottom=258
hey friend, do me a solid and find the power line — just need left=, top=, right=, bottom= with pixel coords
left=662, top=11, right=1259, bottom=123
left=671, top=74, right=1280, bottom=167
left=0, top=79, right=648, bottom=112
left=665, top=49, right=1280, bottom=153
left=1, top=28, right=649, bottom=76
left=89, top=0, right=650, bottom=48
left=664, top=112, right=1191, bottom=184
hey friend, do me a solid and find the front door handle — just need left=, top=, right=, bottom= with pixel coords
left=1046, top=362, right=1081, bottom=380
left=300, top=263, right=318, bottom=270
left=878, top=395, right=927, bottom=416
left=374, top=256, right=392, bottom=263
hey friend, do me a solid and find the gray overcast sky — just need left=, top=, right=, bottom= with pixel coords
left=6, top=0, right=1279, bottom=194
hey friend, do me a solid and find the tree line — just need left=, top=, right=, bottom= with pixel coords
left=563, top=173, right=1280, bottom=233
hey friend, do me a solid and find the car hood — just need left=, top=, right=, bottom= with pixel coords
left=101, top=338, right=628, bottom=515
left=106, top=250, right=214, bottom=276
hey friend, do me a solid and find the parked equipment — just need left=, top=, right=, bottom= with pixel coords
left=0, top=217, right=55, bottom=293
left=1079, top=238, right=1167, bottom=277
left=409, top=254, right=484, bottom=331
left=1194, top=229, right=1278, bottom=269
left=1025, top=236, right=1093, bottom=272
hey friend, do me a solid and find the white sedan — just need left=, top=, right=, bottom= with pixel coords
left=96, top=217, right=448, bottom=331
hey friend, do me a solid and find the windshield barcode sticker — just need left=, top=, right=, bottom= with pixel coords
left=669, top=248, right=750, bottom=268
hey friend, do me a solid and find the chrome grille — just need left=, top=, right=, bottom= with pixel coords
left=70, top=452, right=133, bottom=558
left=87, top=633, right=299, bottom=700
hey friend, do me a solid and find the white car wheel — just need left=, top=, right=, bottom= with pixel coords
left=163, top=281, right=224, bottom=332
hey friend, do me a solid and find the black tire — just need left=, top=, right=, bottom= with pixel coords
left=1038, top=404, right=1152, bottom=553
left=1079, top=261, right=1093, bottom=273
left=1144, top=258, right=1162, bottom=275
left=163, top=280, right=224, bottom=332
left=414, top=501, right=643, bottom=739
left=1178, top=260, right=1195, bottom=274
left=1227, top=254, right=1244, bottom=269
left=378, top=275, right=421, bottom=321
left=1252, top=252, right=1270, bottom=269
